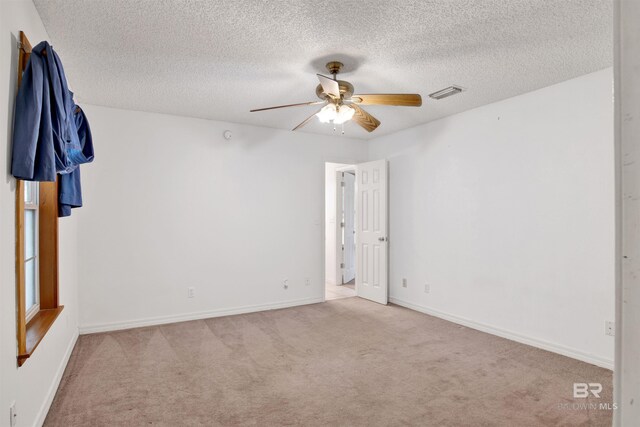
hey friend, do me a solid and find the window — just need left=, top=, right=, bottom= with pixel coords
left=16, top=179, right=63, bottom=367
left=24, top=181, right=39, bottom=322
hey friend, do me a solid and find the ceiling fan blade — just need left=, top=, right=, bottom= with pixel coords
left=317, top=74, right=340, bottom=99
left=351, top=104, right=381, bottom=132
left=292, top=106, right=325, bottom=131
left=350, top=94, right=422, bottom=107
left=250, top=101, right=324, bottom=112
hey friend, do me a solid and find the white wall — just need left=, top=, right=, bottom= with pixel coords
left=0, top=1, right=80, bottom=426
left=369, top=68, right=615, bottom=368
left=76, top=105, right=367, bottom=332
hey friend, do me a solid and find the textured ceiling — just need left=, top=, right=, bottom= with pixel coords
left=33, top=0, right=613, bottom=140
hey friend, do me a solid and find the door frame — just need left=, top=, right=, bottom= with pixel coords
left=335, top=166, right=356, bottom=286
left=323, top=160, right=359, bottom=302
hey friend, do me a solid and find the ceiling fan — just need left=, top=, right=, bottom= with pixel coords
left=250, top=61, right=422, bottom=133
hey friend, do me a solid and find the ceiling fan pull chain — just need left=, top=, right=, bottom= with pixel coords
left=341, top=123, right=345, bottom=135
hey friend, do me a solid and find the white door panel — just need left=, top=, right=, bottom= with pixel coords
left=356, top=159, right=388, bottom=304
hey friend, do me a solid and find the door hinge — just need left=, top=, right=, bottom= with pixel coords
left=340, top=222, right=345, bottom=227
left=340, top=263, right=345, bottom=268
left=341, top=181, right=345, bottom=187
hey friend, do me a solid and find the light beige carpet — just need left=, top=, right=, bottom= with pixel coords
left=45, top=299, right=613, bottom=426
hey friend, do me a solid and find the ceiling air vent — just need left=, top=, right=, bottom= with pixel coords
left=428, top=85, right=464, bottom=100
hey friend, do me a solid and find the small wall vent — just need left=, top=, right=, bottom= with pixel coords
left=428, top=85, right=464, bottom=100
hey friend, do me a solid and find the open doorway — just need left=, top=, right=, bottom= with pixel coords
left=324, top=160, right=389, bottom=304
left=325, top=162, right=356, bottom=300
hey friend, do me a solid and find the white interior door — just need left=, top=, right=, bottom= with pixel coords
left=355, top=159, right=388, bottom=305
left=342, top=172, right=356, bottom=283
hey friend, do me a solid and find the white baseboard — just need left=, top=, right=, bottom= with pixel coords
left=34, top=329, right=79, bottom=427
left=79, top=297, right=324, bottom=335
left=389, top=297, right=614, bottom=370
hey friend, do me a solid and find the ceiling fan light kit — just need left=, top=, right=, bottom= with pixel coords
left=250, top=61, right=423, bottom=134
left=317, top=104, right=355, bottom=124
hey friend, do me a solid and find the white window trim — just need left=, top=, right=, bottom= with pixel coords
left=25, top=302, right=39, bottom=323
left=24, top=182, right=39, bottom=322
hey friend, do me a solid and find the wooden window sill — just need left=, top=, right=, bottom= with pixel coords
left=17, top=306, right=64, bottom=367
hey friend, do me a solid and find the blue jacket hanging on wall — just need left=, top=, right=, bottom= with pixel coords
left=11, top=40, right=94, bottom=217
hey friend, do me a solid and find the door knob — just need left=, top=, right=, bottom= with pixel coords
left=378, top=237, right=387, bottom=242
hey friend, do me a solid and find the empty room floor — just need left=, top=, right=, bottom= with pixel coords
left=325, top=281, right=356, bottom=300
left=45, top=299, right=612, bottom=426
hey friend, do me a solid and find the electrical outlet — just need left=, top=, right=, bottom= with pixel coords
left=187, top=287, right=195, bottom=298
left=424, top=283, right=430, bottom=293
left=9, top=401, right=16, bottom=427
left=402, top=278, right=407, bottom=288
left=283, top=279, right=289, bottom=290
left=305, top=278, right=311, bottom=286
left=605, top=321, right=615, bottom=336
